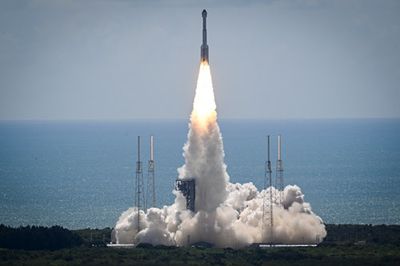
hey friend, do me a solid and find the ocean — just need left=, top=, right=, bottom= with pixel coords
left=0, top=119, right=399, bottom=229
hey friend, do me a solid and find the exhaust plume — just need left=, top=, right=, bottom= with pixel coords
left=113, top=62, right=326, bottom=247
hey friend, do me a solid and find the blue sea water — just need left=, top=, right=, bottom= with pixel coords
left=0, top=119, right=399, bottom=229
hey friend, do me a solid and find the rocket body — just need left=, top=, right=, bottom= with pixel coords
left=201, top=9, right=209, bottom=62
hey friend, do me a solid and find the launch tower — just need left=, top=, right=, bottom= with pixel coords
left=263, top=135, right=274, bottom=243
left=275, top=135, right=284, bottom=205
left=135, top=136, right=145, bottom=232
left=146, top=135, right=156, bottom=209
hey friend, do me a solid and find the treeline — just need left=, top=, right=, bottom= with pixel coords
left=1, top=224, right=400, bottom=251
left=323, top=224, right=400, bottom=246
left=0, top=224, right=82, bottom=250
left=74, top=227, right=112, bottom=247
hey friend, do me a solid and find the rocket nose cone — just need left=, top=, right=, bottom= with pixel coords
left=202, top=9, right=207, bottom=17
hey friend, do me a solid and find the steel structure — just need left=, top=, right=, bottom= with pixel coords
left=262, top=135, right=274, bottom=243
left=134, top=136, right=145, bottom=233
left=175, top=179, right=196, bottom=212
left=275, top=135, right=284, bottom=205
left=146, top=135, right=156, bottom=209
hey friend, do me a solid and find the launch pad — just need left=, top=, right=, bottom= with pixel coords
left=110, top=9, right=326, bottom=249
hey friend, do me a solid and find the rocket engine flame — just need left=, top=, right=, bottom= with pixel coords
left=191, top=62, right=216, bottom=130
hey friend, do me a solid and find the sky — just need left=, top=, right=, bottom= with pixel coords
left=0, top=0, right=399, bottom=120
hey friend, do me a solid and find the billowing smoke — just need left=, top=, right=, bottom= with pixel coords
left=113, top=62, right=326, bottom=248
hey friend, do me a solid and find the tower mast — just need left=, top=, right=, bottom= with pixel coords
left=146, top=135, right=156, bottom=208
left=263, top=135, right=273, bottom=243
left=135, top=136, right=144, bottom=234
left=276, top=135, right=284, bottom=205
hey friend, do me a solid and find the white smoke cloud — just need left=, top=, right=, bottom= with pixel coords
left=113, top=184, right=326, bottom=247
left=113, top=63, right=326, bottom=247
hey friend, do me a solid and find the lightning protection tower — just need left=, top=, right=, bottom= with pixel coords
left=275, top=135, right=284, bottom=205
left=146, top=135, right=156, bottom=209
left=262, top=135, right=273, bottom=243
left=135, top=136, right=145, bottom=233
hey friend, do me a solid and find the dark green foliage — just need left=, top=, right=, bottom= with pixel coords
left=73, top=227, right=112, bottom=247
left=323, top=224, right=400, bottom=246
left=0, top=246, right=400, bottom=266
left=1, top=224, right=400, bottom=265
left=0, top=224, right=82, bottom=250
left=136, top=243, right=155, bottom=249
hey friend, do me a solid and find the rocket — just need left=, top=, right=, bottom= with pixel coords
left=201, top=9, right=209, bottom=63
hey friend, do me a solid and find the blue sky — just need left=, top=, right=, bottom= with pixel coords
left=0, top=0, right=399, bottom=119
